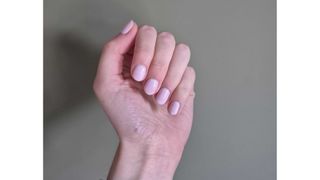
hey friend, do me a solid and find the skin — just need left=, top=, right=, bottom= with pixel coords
left=93, top=20, right=196, bottom=180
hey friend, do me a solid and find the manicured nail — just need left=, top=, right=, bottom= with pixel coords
left=144, top=79, right=159, bottom=95
left=121, top=20, right=134, bottom=34
left=169, top=101, right=180, bottom=115
left=156, top=88, right=170, bottom=105
left=132, top=65, right=146, bottom=81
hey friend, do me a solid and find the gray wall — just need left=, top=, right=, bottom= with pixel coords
left=44, top=0, right=276, bottom=179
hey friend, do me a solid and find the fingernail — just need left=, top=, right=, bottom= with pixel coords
left=169, top=101, right=180, bottom=115
left=156, top=88, right=170, bottom=105
left=144, top=79, right=159, bottom=95
left=121, top=20, right=134, bottom=34
left=132, top=65, right=146, bottom=81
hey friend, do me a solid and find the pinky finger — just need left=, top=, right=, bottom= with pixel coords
left=168, top=67, right=196, bottom=116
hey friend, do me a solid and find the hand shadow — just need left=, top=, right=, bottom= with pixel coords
left=44, top=32, right=100, bottom=119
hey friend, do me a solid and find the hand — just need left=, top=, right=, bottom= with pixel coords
left=93, top=20, right=196, bottom=180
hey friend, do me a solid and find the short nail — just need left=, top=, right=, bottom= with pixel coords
left=132, top=65, right=146, bottom=81
left=144, top=79, right=159, bottom=95
left=169, top=101, right=180, bottom=115
left=121, top=20, right=134, bottom=34
left=156, top=88, right=170, bottom=105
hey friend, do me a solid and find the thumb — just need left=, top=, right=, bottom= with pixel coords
left=96, top=20, right=138, bottom=84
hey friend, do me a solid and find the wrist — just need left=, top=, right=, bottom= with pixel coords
left=119, top=131, right=186, bottom=159
left=121, top=140, right=181, bottom=180
left=109, top=140, right=183, bottom=180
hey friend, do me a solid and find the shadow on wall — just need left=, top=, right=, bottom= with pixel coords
left=44, top=33, right=100, bottom=119
left=44, top=0, right=142, bottom=120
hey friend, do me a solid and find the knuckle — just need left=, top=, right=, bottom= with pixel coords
left=140, top=25, right=157, bottom=34
left=158, top=32, right=175, bottom=44
left=179, top=84, right=191, bottom=93
left=190, top=91, right=196, bottom=98
left=176, top=43, right=191, bottom=55
left=186, top=66, right=196, bottom=79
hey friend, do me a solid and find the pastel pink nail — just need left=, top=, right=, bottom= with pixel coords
left=156, top=88, right=170, bottom=105
left=121, top=20, right=134, bottom=34
left=132, top=65, right=146, bottom=81
left=169, top=101, right=180, bottom=115
left=144, top=79, right=159, bottom=95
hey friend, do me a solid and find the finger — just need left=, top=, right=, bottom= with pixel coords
left=155, top=43, right=190, bottom=105
left=168, top=67, right=196, bottom=116
left=143, top=32, right=176, bottom=95
left=130, top=25, right=157, bottom=82
left=96, top=20, right=138, bottom=83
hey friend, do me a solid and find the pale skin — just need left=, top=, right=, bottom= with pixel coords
left=93, top=20, right=196, bottom=180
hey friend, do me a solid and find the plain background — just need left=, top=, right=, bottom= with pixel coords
left=44, top=0, right=276, bottom=179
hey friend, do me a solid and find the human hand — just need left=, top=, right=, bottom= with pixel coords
left=93, top=20, right=196, bottom=180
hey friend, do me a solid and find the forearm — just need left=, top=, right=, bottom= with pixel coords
left=107, top=141, right=182, bottom=180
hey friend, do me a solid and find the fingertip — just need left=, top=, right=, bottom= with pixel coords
left=132, top=64, right=147, bottom=82
left=121, top=20, right=134, bottom=34
left=144, top=79, right=159, bottom=95
left=169, top=101, right=180, bottom=116
left=120, top=20, right=138, bottom=35
left=156, top=88, right=171, bottom=105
